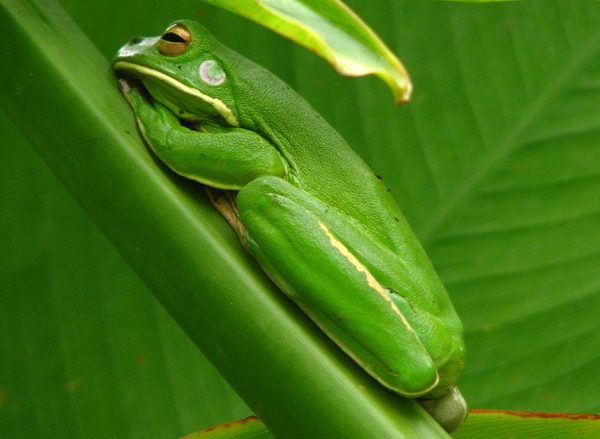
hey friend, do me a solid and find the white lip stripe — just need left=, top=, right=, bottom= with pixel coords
left=114, top=61, right=239, bottom=127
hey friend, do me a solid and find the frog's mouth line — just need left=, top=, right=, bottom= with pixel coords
left=113, top=61, right=239, bottom=127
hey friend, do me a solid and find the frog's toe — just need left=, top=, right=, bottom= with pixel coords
left=418, top=387, right=467, bottom=433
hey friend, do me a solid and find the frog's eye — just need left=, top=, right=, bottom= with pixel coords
left=158, top=24, right=191, bottom=56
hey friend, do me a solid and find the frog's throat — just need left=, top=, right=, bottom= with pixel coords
left=113, top=61, right=239, bottom=127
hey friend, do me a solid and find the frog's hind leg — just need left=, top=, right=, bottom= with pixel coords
left=236, top=176, right=438, bottom=397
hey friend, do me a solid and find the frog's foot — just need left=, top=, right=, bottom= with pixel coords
left=418, top=387, right=467, bottom=433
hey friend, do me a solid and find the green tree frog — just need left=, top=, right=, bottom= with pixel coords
left=113, top=20, right=466, bottom=432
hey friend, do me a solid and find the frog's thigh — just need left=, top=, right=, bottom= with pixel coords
left=237, top=176, right=438, bottom=397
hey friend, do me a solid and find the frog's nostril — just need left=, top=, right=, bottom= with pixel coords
left=130, top=36, right=141, bottom=44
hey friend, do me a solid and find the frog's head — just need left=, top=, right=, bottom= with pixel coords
left=113, top=20, right=240, bottom=127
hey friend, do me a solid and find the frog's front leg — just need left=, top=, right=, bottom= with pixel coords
left=236, top=176, right=439, bottom=398
left=123, top=86, right=286, bottom=189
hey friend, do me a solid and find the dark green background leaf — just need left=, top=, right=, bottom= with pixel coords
left=2, top=1, right=599, bottom=438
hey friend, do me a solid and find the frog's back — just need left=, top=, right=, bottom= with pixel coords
left=229, top=49, right=461, bottom=324
left=232, top=54, right=405, bottom=250
left=217, top=45, right=464, bottom=394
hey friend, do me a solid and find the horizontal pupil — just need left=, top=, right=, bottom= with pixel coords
left=161, top=32, right=185, bottom=43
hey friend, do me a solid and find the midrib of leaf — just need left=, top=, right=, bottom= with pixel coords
left=419, top=29, right=600, bottom=246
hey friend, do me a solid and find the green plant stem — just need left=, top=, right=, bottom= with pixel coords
left=0, top=0, right=450, bottom=437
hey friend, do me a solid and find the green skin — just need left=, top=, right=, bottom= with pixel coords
left=113, top=20, right=467, bottom=431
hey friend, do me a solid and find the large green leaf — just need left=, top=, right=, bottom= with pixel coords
left=1, top=0, right=599, bottom=438
left=0, top=1, right=448, bottom=438
left=200, top=0, right=412, bottom=103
